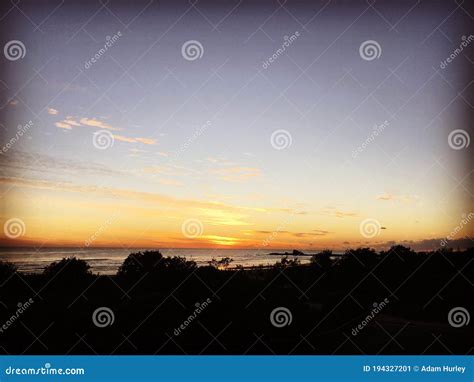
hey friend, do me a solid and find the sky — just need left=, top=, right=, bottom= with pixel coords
left=0, top=0, right=472, bottom=250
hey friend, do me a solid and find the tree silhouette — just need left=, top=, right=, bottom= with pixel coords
left=163, top=256, right=197, bottom=272
left=43, top=257, right=92, bottom=281
left=310, top=250, right=333, bottom=270
left=117, top=250, right=164, bottom=278
left=118, top=251, right=197, bottom=279
left=0, top=245, right=472, bottom=355
left=342, top=247, right=378, bottom=268
left=381, top=245, right=415, bottom=259
left=208, top=257, right=233, bottom=269
left=274, top=256, right=300, bottom=269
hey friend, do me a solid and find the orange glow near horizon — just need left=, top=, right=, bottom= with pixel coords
left=1, top=174, right=472, bottom=252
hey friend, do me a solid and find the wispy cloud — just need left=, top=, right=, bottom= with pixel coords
left=113, top=134, right=157, bottom=145
left=158, top=178, right=183, bottom=186
left=210, top=166, right=262, bottom=182
left=204, top=157, right=237, bottom=166
left=245, top=229, right=330, bottom=237
left=53, top=116, right=121, bottom=131
left=200, top=209, right=251, bottom=226
left=321, top=207, right=358, bottom=218
left=334, top=211, right=358, bottom=218
left=55, top=122, right=72, bottom=130
left=201, top=234, right=244, bottom=246
left=376, top=193, right=420, bottom=203
left=0, top=150, right=125, bottom=177
left=64, top=118, right=81, bottom=127
left=0, top=176, right=266, bottom=217
left=144, top=164, right=200, bottom=177
left=79, top=117, right=121, bottom=131
left=51, top=116, right=156, bottom=145
left=135, top=137, right=156, bottom=145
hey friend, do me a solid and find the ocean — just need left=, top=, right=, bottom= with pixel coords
left=0, top=248, right=318, bottom=275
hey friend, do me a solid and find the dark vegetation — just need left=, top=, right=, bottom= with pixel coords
left=0, top=246, right=472, bottom=355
